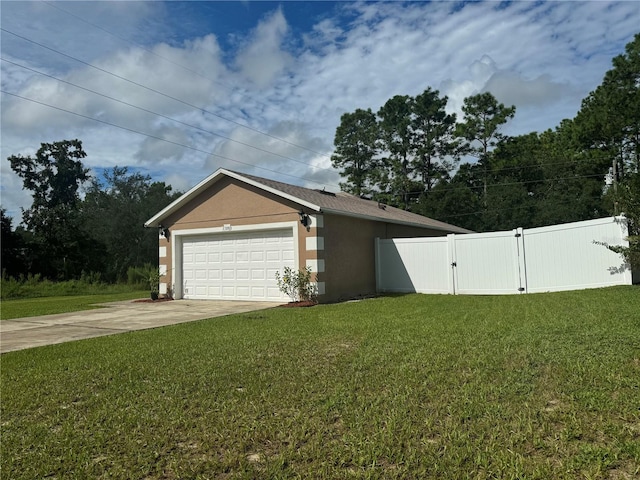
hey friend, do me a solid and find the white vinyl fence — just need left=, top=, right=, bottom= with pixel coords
left=375, top=216, right=632, bottom=295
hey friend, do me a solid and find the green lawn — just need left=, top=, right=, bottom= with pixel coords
left=2, top=287, right=639, bottom=479
left=0, top=291, right=148, bottom=320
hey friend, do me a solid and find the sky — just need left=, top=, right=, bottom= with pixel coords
left=1, top=1, right=639, bottom=224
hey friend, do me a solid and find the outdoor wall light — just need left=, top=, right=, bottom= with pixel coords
left=158, top=225, right=170, bottom=238
left=298, top=210, right=310, bottom=228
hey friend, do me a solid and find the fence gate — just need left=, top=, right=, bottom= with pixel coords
left=451, top=229, right=526, bottom=295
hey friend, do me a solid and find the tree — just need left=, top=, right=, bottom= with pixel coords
left=81, top=167, right=180, bottom=282
left=456, top=92, right=516, bottom=204
left=377, top=95, right=421, bottom=209
left=331, top=109, right=380, bottom=197
left=417, top=163, right=484, bottom=232
left=361, top=90, right=463, bottom=210
left=485, top=132, right=544, bottom=230
left=601, top=171, right=640, bottom=267
left=573, top=33, right=640, bottom=196
left=0, top=208, right=25, bottom=278
left=8, top=140, right=92, bottom=279
left=411, top=88, right=460, bottom=192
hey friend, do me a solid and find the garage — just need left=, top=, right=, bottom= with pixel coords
left=146, top=168, right=470, bottom=303
left=181, top=228, right=295, bottom=301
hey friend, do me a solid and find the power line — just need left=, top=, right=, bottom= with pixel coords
left=0, top=27, right=333, bottom=160
left=1, top=89, right=341, bottom=190
left=436, top=195, right=611, bottom=220
left=1, top=57, right=335, bottom=174
left=391, top=171, right=607, bottom=198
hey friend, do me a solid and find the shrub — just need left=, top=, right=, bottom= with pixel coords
left=275, top=266, right=316, bottom=303
left=126, top=264, right=156, bottom=288
left=0, top=270, right=141, bottom=300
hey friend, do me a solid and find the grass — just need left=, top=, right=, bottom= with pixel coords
left=0, top=274, right=149, bottom=300
left=0, top=291, right=149, bottom=320
left=2, top=286, right=639, bottom=479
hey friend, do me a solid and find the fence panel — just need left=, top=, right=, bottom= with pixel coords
left=522, top=217, right=632, bottom=293
left=452, top=229, right=524, bottom=295
left=375, top=237, right=451, bottom=294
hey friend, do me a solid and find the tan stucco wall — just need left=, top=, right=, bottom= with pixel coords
left=319, top=213, right=448, bottom=302
left=157, top=177, right=318, bottom=298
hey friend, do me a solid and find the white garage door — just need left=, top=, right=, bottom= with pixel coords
left=181, top=229, right=295, bottom=301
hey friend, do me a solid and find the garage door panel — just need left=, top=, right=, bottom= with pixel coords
left=251, top=269, right=265, bottom=280
left=236, top=269, right=249, bottom=280
left=236, top=286, right=250, bottom=297
left=282, top=250, right=294, bottom=262
left=266, top=250, right=281, bottom=261
left=251, top=286, right=265, bottom=296
left=251, top=251, right=264, bottom=261
left=182, top=228, right=294, bottom=301
left=266, top=286, right=281, bottom=297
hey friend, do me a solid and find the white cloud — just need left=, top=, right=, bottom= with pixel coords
left=234, top=8, right=292, bottom=88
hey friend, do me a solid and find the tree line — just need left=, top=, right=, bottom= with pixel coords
left=1, top=140, right=180, bottom=281
left=331, top=34, right=640, bottom=239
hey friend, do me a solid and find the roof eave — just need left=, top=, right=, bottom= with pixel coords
left=319, top=207, right=470, bottom=233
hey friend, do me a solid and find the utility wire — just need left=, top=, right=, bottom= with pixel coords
left=1, top=89, right=339, bottom=190
left=0, top=27, right=333, bottom=160
left=436, top=195, right=611, bottom=220
left=1, top=57, right=335, bottom=174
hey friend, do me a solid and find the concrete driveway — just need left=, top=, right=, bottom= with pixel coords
left=0, top=299, right=280, bottom=354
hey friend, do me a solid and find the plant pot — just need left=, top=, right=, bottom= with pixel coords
left=150, top=292, right=159, bottom=301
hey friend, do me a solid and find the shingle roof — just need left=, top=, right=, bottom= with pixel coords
left=236, top=171, right=472, bottom=233
left=145, top=168, right=472, bottom=234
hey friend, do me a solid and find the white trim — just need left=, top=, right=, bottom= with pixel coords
left=172, top=221, right=298, bottom=238
left=171, top=221, right=299, bottom=299
left=306, top=259, right=325, bottom=273
left=145, top=168, right=320, bottom=227
left=306, top=236, right=324, bottom=251
left=159, top=246, right=167, bottom=258
left=310, top=214, right=323, bottom=228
